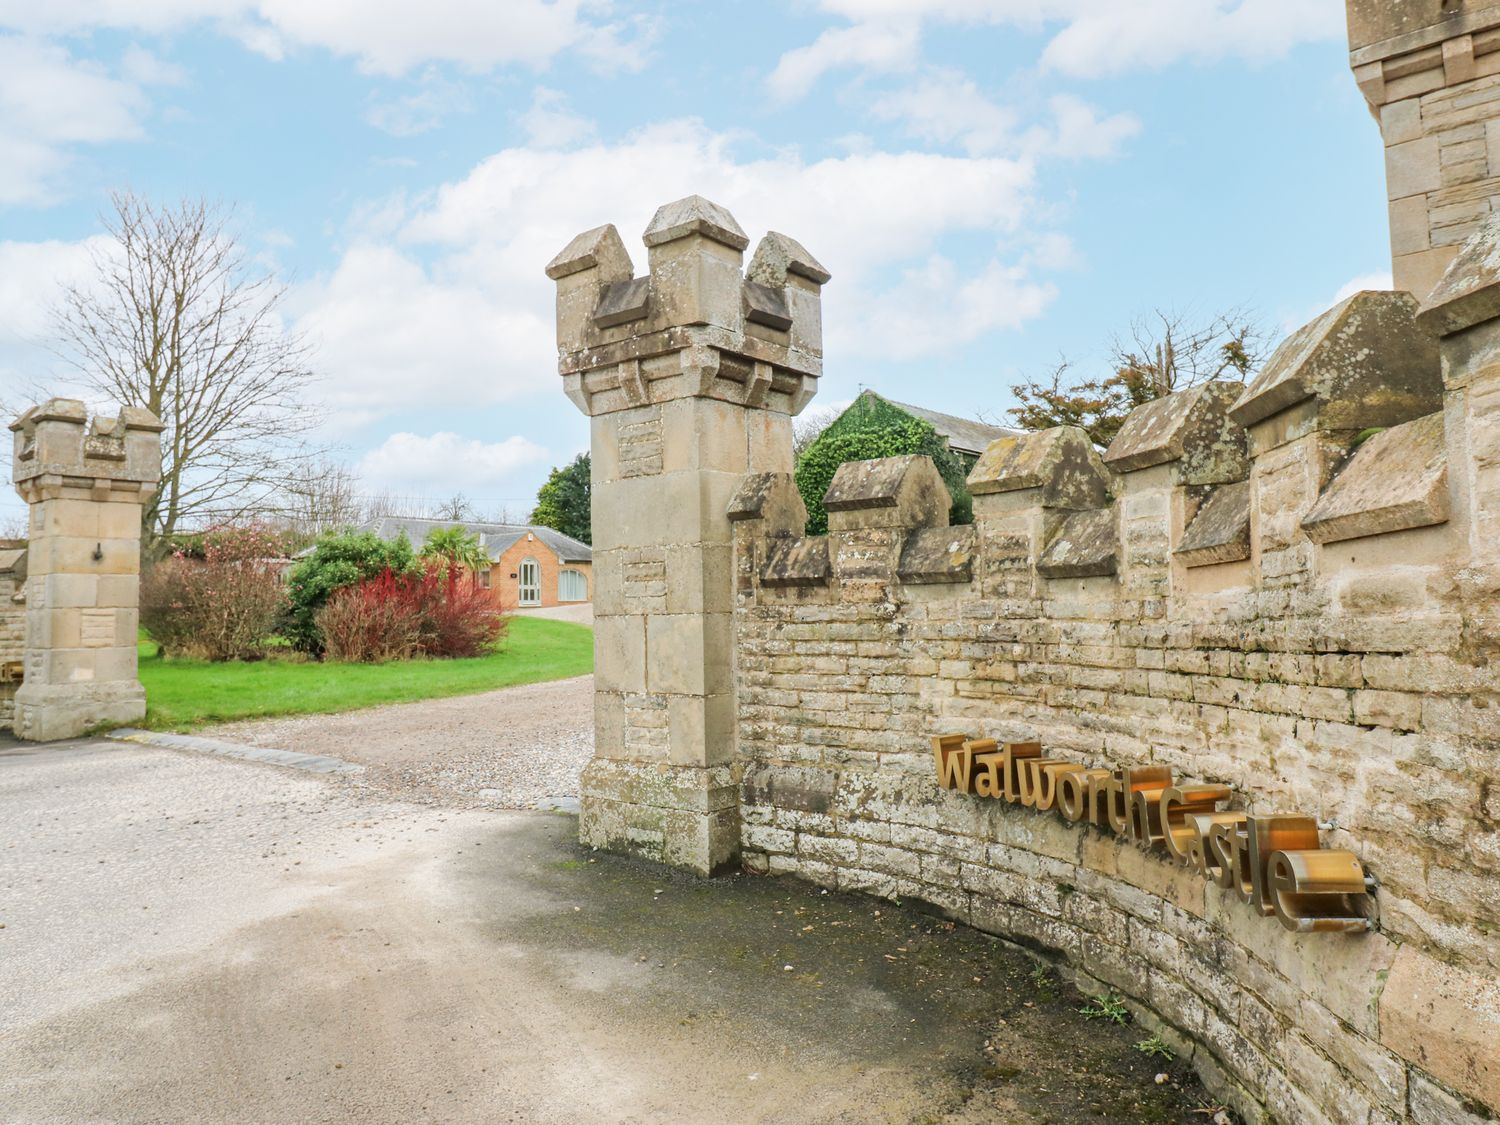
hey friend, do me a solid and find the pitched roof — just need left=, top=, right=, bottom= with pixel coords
left=363, top=516, right=592, bottom=563
left=876, top=395, right=1018, bottom=458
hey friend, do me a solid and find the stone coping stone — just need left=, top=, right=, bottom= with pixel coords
left=742, top=281, right=792, bottom=331
left=1037, top=506, right=1118, bottom=579
left=1103, top=381, right=1247, bottom=484
left=107, top=729, right=364, bottom=775
left=966, top=426, right=1111, bottom=510
left=1301, top=411, right=1449, bottom=545
left=0, top=547, right=25, bottom=577
left=642, top=195, right=749, bottom=251
left=761, top=536, right=831, bottom=587
left=748, top=231, right=831, bottom=287
left=1229, top=291, right=1439, bottom=432
left=824, top=454, right=937, bottom=512
left=545, top=223, right=633, bottom=281
left=593, top=277, right=650, bottom=328
left=1177, top=481, right=1252, bottom=567
left=897, top=525, right=976, bottom=584
left=1417, top=211, right=1500, bottom=337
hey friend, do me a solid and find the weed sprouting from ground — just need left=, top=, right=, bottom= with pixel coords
left=1078, top=993, right=1131, bottom=1024
left=1136, top=1034, right=1174, bottom=1060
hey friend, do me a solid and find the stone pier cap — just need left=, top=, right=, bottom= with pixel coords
left=11, top=398, right=164, bottom=498
left=545, top=195, right=829, bottom=419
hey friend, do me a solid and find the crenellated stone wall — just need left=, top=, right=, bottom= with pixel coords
left=725, top=259, right=1500, bottom=1123
left=0, top=540, right=26, bottom=727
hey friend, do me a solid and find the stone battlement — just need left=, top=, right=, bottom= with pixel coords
left=10, top=397, right=164, bottom=501
left=547, top=195, right=826, bottom=420
left=721, top=232, right=1500, bottom=1121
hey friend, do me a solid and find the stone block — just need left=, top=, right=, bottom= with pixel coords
left=760, top=536, right=831, bottom=588
left=1418, top=210, right=1500, bottom=335
left=726, top=471, right=807, bottom=536
left=1386, top=135, right=1442, bottom=199
left=1103, top=380, right=1248, bottom=484
left=1302, top=411, right=1449, bottom=544
left=1230, top=291, right=1441, bottom=434
left=1177, top=481, right=1251, bottom=567
left=897, top=525, right=975, bottom=584
left=594, top=615, right=646, bottom=693
left=645, top=612, right=732, bottom=696
left=1380, top=945, right=1500, bottom=1110
left=966, top=426, right=1112, bottom=509
left=1037, top=506, right=1117, bottom=579
left=824, top=455, right=949, bottom=532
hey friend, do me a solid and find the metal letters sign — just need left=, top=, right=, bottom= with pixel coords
left=931, top=735, right=1373, bottom=933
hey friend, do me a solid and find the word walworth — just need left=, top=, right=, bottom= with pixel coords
left=931, top=735, right=1373, bottom=935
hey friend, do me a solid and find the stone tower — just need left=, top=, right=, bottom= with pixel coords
left=547, top=195, right=827, bottom=874
left=10, top=398, right=163, bottom=741
left=1348, top=0, right=1500, bottom=299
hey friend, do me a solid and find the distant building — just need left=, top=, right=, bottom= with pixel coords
left=363, top=517, right=592, bottom=609
left=832, top=391, right=1016, bottom=460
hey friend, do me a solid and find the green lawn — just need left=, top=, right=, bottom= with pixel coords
left=137, top=615, right=594, bottom=731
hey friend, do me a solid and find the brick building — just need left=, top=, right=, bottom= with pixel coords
left=363, top=517, right=592, bottom=609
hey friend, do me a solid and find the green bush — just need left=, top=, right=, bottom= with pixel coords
left=283, top=531, right=417, bottom=653
left=795, top=402, right=974, bottom=535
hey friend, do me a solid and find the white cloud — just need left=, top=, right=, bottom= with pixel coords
left=768, top=19, right=919, bottom=102
left=1282, top=269, right=1394, bottom=334
left=773, top=0, right=1344, bottom=96
left=274, top=116, right=1057, bottom=431
left=355, top=431, right=549, bottom=494
left=870, top=68, right=1016, bottom=155
left=0, top=0, right=650, bottom=77
left=0, top=36, right=147, bottom=205
left=0, top=237, right=111, bottom=397
left=515, top=87, right=597, bottom=149
left=1027, top=94, right=1140, bottom=160
left=366, top=68, right=472, bottom=136
left=288, top=242, right=550, bottom=430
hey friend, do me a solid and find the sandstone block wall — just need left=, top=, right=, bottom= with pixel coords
left=727, top=275, right=1500, bottom=1123
left=0, top=542, right=25, bottom=727
left=1349, top=0, right=1500, bottom=299
left=9, top=399, right=162, bottom=741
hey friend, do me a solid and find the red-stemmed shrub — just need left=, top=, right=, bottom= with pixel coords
left=141, top=524, right=288, bottom=661
left=314, top=563, right=507, bottom=663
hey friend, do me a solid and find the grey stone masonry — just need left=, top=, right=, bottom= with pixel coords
left=9, top=398, right=162, bottom=741
left=551, top=196, right=827, bottom=875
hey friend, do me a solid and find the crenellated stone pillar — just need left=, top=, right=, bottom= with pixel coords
left=10, top=398, right=163, bottom=741
left=547, top=196, right=827, bottom=874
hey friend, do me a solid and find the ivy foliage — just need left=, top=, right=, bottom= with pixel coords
left=530, top=452, right=592, bottom=545
left=283, top=530, right=418, bottom=653
left=795, top=395, right=974, bottom=535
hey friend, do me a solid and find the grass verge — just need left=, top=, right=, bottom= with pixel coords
left=138, top=616, right=593, bottom=731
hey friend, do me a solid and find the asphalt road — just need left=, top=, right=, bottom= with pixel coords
left=0, top=735, right=1007, bottom=1124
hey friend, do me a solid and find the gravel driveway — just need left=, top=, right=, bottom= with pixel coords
left=200, top=674, right=593, bottom=810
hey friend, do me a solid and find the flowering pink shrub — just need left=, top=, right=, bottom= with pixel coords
left=141, top=524, right=288, bottom=661
left=315, top=563, right=508, bottom=663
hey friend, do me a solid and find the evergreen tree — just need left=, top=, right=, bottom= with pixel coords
left=530, top=453, right=591, bottom=544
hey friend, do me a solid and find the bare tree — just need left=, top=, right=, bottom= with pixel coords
left=280, top=458, right=362, bottom=538
left=792, top=404, right=842, bottom=458
left=433, top=492, right=474, bottom=521
left=1007, top=308, right=1265, bottom=448
left=53, top=192, right=324, bottom=557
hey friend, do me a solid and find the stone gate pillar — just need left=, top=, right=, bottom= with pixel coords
left=547, top=195, right=827, bottom=874
left=10, top=398, right=163, bottom=741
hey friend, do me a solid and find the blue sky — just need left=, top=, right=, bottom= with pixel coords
left=0, top=1, right=1387, bottom=530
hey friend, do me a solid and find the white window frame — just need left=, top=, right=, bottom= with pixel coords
left=559, top=568, right=587, bottom=602
left=519, top=557, right=541, bottom=606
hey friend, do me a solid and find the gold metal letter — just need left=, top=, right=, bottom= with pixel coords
left=932, top=733, right=975, bottom=792
left=1161, top=785, right=1231, bottom=866
left=1268, top=849, right=1372, bottom=933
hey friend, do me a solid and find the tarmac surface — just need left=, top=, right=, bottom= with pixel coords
left=1, top=732, right=1216, bottom=1124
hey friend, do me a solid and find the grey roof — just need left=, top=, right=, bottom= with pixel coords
left=869, top=393, right=1017, bottom=458
left=363, top=517, right=592, bottom=563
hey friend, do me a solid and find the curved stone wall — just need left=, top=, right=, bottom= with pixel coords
left=727, top=282, right=1500, bottom=1123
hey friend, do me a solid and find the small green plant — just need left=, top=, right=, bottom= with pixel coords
left=1078, top=993, right=1130, bottom=1024
left=1135, top=1034, right=1173, bottom=1060
left=1027, top=964, right=1058, bottom=997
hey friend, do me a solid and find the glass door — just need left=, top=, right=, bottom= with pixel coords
left=519, top=558, right=541, bottom=606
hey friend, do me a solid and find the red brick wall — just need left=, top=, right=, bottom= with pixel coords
left=489, top=536, right=592, bottom=608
